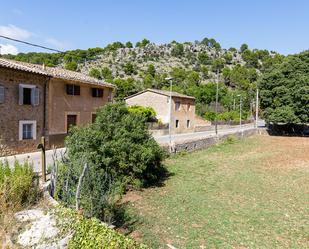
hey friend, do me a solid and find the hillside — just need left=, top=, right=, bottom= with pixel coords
left=3, top=38, right=285, bottom=119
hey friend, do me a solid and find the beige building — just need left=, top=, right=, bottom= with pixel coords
left=0, top=58, right=115, bottom=155
left=125, top=89, right=195, bottom=134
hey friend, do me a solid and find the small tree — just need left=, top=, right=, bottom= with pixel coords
left=240, top=43, right=249, bottom=53
left=58, top=103, right=166, bottom=220
left=65, top=61, right=78, bottom=71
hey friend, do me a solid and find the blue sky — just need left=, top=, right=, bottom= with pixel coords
left=0, top=0, right=308, bottom=55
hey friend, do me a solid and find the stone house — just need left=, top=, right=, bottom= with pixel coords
left=125, top=89, right=195, bottom=134
left=0, top=58, right=115, bottom=155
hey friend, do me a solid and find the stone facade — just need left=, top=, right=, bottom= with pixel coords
left=0, top=67, right=48, bottom=155
left=125, top=90, right=195, bottom=134
left=0, top=66, right=114, bottom=156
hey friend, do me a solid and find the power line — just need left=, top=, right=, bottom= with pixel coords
left=0, top=35, right=64, bottom=53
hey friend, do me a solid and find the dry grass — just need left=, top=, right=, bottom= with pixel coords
left=125, top=135, right=309, bottom=248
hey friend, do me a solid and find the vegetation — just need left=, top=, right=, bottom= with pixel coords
left=260, top=50, right=309, bottom=124
left=56, top=207, right=147, bottom=249
left=56, top=103, right=165, bottom=222
left=128, top=105, right=157, bottom=122
left=0, top=161, right=39, bottom=213
left=127, top=136, right=309, bottom=248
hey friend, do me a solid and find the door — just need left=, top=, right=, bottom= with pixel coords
left=67, top=114, right=77, bottom=133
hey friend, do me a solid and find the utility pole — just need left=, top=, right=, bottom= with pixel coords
left=255, top=88, right=259, bottom=128
left=165, top=77, right=173, bottom=152
left=215, top=69, right=219, bottom=136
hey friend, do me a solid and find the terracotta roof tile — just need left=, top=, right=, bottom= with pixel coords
left=0, top=58, right=115, bottom=88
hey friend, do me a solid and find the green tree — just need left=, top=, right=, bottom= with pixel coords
left=61, top=103, right=165, bottom=220
left=65, top=61, right=78, bottom=71
left=125, top=41, right=133, bottom=48
left=260, top=50, right=309, bottom=124
left=123, top=62, right=137, bottom=75
left=198, top=52, right=211, bottom=65
left=240, top=43, right=248, bottom=53
left=89, top=68, right=101, bottom=79
left=147, top=64, right=156, bottom=77
left=171, top=43, right=184, bottom=57
left=101, top=67, right=113, bottom=80
left=136, top=39, right=150, bottom=47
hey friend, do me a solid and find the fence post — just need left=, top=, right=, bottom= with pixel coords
left=41, top=136, right=46, bottom=182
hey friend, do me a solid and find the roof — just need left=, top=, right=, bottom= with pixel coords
left=0, top=58, right=115, bottom=88
left=125, top=89, right=195, bottom=100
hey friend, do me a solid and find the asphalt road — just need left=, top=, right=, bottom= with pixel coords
left=1, top=123, right=262, bottom=173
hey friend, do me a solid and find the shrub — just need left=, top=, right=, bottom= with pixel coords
left=128, top=105, right=157, bottom=122
left=57, top=207, right=147, bottom=249
left=0, top=161, right=39, bottom=213
left=57, top=103, right=166, bottom=221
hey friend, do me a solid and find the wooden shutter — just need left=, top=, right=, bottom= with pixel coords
left=0, top=86, right=4, bottom=103
left=19, top=84, right=24, bottom=105
left=32, top=88, right=40, bottom=106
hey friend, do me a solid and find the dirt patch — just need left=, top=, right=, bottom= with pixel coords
left=120, top=190, right=143, bottom=204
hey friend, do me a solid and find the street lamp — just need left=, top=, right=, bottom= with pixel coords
left=255, top=88, right=259, bottom=128
left=165, top=77, right=173, bottom=152
left=237, top=94, right=242, bottom=131
left=214, top=70, right=219, bottom=136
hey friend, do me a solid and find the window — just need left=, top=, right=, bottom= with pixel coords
left=23, top=124, right=33, bottom=139
left=19, top=84, right=39, bottom=106
left=19, top=120, right=36, bottom=140
left=23, top=88, right=32, bottom=105
left=187, top=120, right=190, bottom=128
left=108, top=89, right=113, bottom=102
left=66, top=84, right=80, bottom=95
left=0, top=86, right=4, bottom=104
left=67, top=114, right=77, bottom=133
left=92, top=88, right=103, bottom=98
left=175, top=119, right=179, bottom=128
left=175, top=101, right=181, bottom=111
left=92, top=113, right=97, bottom=123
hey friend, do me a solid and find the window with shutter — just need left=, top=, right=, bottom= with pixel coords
left=0, top=86, right=4, bottom=104
left=19, top=84, right=38, bottom=105
left=32, top=88, right=40, bottom=106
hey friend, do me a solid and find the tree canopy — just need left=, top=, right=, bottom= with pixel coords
left=260, top=50, right=309, bottom=124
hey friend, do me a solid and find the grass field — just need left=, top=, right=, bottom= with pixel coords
left=124, top=135, right=309, bottom=249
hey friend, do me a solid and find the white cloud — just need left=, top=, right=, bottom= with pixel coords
left=0, top=43, right=19, bottom=55
left=45, top=37, right=69, bottom=50
left=0, top=24, right=32, bottom=40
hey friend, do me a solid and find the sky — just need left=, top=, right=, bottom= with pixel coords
left=0, top=0, right=309, bottom=55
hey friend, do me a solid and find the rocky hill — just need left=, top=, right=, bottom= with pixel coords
left=3, top=38, right=285, bottom=119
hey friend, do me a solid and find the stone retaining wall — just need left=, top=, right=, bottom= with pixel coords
left=163, top=128, right=260, bottom=153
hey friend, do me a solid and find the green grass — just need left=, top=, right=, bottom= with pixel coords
left=126, top=136, right=309, bottom=248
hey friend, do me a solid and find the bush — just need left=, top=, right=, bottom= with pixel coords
left=0, top=161, right=39, bottom=212
left=128, top=105, right=157, bottom=122
left=57, top=207, right=147, bottom=249
left=57, top=103, right=166, bottom=221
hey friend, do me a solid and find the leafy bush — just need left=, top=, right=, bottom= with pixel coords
left=128, top=105, right=157, bottom=122
left=57, top=207, right=147, bottom=249
left=0, top=161, right=39, bottom=212
left=57, top=103, right=166, bottom=221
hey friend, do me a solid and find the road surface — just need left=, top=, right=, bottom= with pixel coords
left=1, top=123, right=263, bottom=173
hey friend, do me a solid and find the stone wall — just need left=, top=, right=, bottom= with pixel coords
left=0, top=67, right=49, bottom=155
left=162, top=128, right=259, bottom=153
